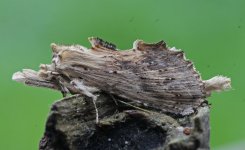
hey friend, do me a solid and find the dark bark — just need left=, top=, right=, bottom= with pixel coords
left=39, top=94, right=210, bottom=150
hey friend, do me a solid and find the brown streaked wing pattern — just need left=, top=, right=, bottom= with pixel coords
left=56, top=38, right=206, bottom=115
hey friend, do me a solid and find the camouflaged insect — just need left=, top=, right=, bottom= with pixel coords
left=13, top=37, right=231, bottom=117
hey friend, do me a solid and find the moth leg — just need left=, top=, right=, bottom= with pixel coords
left=53, top=76, right=70, bottom=97
left=56, top=77, right=69, bottom=97
left=109, top=94, right=118, bottom=106
left=71, top=78, right=100, bottom=123
left=92, top=95, right=99, bottom=123
left=59, top=83, right=69, bottom=97
left=117, top=100, right=152, bottom=114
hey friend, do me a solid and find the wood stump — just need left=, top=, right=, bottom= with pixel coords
left=39, top=94, right=210, bottom=150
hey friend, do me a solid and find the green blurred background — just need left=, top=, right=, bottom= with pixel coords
left=0, top=0, right=244, bottom=149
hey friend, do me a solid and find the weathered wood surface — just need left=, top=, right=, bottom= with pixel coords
left=39, top=94, right=210, bottom=150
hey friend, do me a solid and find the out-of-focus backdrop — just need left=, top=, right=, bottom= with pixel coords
left=0, top=0, right=244, bottom=149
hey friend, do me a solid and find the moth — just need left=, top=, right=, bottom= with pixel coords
left=13, top=37, right=231, bottom=122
